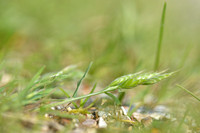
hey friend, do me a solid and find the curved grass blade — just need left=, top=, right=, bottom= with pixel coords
left=32, top=65, right=78, bottom=91
left=105, top=92, right=121, bottom=105
left=58, top=88, right=78, bottom=108
left=118, top=91, right=125, bottom=103
left=72, top=62, right=93, bottom=98
left=176, top=84, right=200, bottom=102
left=19, top=66, right=45, bottom=102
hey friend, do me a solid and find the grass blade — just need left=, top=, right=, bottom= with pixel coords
left=41, top=86, right=119, bottom=108
left=154, top=1, right=167, bottom=71
left=58, top=88, right=71, bottom=98
left=19, top=66, right=45, bottom=101
left=105, top=92, right=121, bottom=105
left=72, top=62, right=93, bottom=97
left=118, top=92, right=125, bottom=103
left=58, top=88, right=78, bottom=108
left=176, top=84, right=200, bottom=102
left=80, top=83, right=97, bottom=107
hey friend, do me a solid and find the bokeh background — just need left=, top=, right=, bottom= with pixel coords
left=0, top=0, right=200, bottom=114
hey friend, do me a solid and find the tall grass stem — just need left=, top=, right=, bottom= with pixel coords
left=154, top=1, right=167, bottom=71
left=176, top=84, right=200, bottom=102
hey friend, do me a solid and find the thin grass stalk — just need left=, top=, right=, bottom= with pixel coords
left=72, top=62, right=93, bottom=97
left=58, top=88, right=78, bottom=108
left=154, top=1, right=167, bottom=71
left=42, top=86, right=119, bottom=108
left=176, top=84, right=200, bottom=102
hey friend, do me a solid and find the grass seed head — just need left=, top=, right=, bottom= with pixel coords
left=109, top=71, right=175, bottom=89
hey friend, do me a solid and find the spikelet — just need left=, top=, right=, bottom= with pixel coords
left=109, top=71, right=143, bottom=87
left=109, top=71, right=175, bottom=89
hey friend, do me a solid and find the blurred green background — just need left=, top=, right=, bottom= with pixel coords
left=0, top=0, right=200, bottom=91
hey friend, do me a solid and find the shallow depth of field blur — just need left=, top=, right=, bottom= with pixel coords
left=0, top=0, right=200, bottom=132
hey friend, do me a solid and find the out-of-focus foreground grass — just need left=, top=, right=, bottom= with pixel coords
left=0, top=0, right=200, bottom=132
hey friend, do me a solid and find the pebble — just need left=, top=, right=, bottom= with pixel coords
left=44, top=113, right=49, bottom=118
left=82, top=119, right=96, bottom=128
left=98, top=117, right=107, bottom=128
left=67, top=107, right=72, bottom=112
left=121, top=106, right=127, bottom=115
left=132, top=112, right=148, bottom=122
left=150, top=113, right=164, bottom=120
left=56, top=106, right=63, bottom=110
left=51, top=107, right=55, bottom=110
left=153, top=105, right=169, bottom=113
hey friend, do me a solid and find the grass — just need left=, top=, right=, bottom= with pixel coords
left=0, top=63, right=175, bottom=132
left=43, top=70, right=174, bottom=108
left=0, top=0, right=200, bottom=132
left=154, top=1, right=167, bottom=71
left=72, top=62, right=93, bottom=98
left=176, top=84, right=200, bottom=102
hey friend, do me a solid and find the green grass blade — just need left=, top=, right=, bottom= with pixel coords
left=72, top=62, right=93, bottom=98
left=32, top=65, right=79, bottom=91
left=176, top=84, right=200, bottom=102
left=58, top=88, right=78, bottom=108
left=0, top=80, right=16, bottom=94
left=23, top=88, right=54, bottom=105
left=118, top=92, right=125, bottom=103
left=154, top=1, right=167, bottom=71
left=84, top=99, right=98, bottom=110
left=80, top=83, right=97, bottom=107
left=105, top=92, right=121, bottom=105
left=58, top=87, right=71, bottom=98
left=127, top=106, right=137, bottom=117
left=19, top=66, right=45, bottom=101
left=41, top=86, right=119, bottom=108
